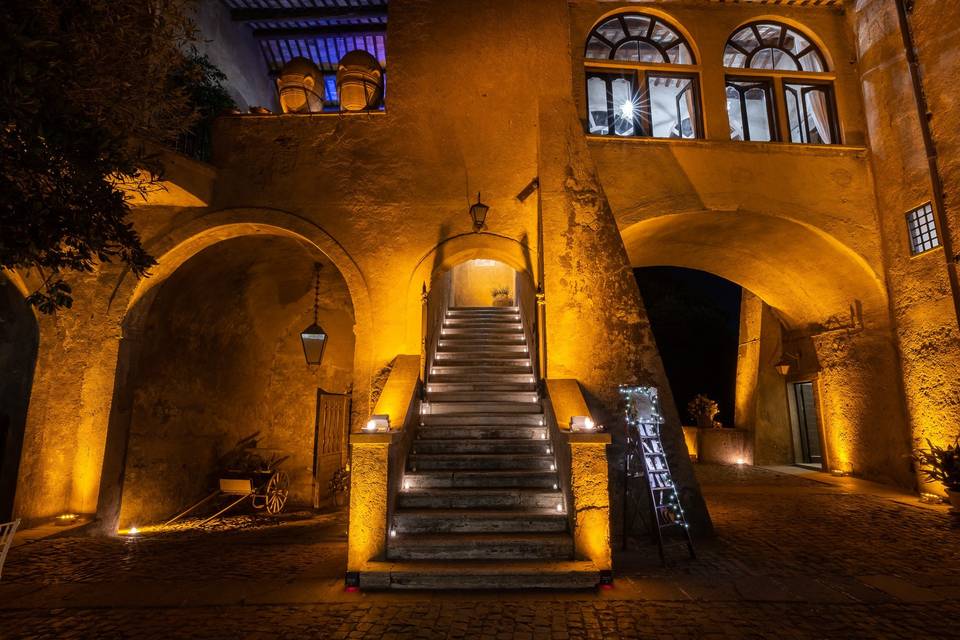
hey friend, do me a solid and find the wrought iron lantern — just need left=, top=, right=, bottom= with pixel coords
left=336, top=50, right=383, bottom=112
left=277, top=57, right=325, bottom=114
left=300, top=263, right=328, bottom=366
left=470, top=192, right=489, bottom=232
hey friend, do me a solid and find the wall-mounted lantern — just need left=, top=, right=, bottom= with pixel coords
left=300, top=262, right=328, bottom=366
left=470, top=192, right=489, bottom=232
left=337, top=50, right=383, bottom=112
left=775, top=351, right=800, bottom=376
left=277, top=57, right=325, bottom=114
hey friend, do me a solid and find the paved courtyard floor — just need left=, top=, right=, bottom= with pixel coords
left=2, top=464, right=959, bottom=639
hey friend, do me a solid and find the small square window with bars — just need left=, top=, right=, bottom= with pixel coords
left=906, top=203, right=940, bottom=255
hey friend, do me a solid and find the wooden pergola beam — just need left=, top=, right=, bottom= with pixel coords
left=232, top=6, right=387, bottom=23
left=252, top=23, right=386, bottom=40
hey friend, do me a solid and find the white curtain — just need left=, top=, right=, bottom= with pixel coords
left=806, top=89, right=832, bottom=144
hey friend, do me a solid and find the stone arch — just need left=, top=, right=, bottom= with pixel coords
left=0, top=274, right=39, bottom=521
left=404, top=231, right=537, bottom=347
left=621, top=210, right=887, bottom=331
left=97, top=208, right=373, bottom=532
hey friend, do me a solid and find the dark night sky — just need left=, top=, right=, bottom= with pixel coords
left=635, top=267, right=742, bottom=426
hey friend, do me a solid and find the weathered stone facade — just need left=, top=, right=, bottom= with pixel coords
left=2, top=0, right=959, bottom=573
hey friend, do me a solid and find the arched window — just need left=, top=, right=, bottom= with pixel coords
left=584, top=13, right=702, bottom=139
left=723, top=21, right=838, bottom=144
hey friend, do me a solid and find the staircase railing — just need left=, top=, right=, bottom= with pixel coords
left=421, top=273, right=451, bottom=396
left=516, top=275, right=541, bottom=384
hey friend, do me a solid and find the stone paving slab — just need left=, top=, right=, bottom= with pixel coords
left=1, top=464, right=958, bottom=638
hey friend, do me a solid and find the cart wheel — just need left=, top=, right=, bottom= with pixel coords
left=264, top=471, right=290, bottom=515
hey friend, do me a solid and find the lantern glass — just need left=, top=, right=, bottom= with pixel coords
left=470, top=195, right=489, bottom=231
left=300, top=322, right=328, bottom=365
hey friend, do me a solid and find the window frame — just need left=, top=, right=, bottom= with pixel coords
left=584, top=12, right=704, bottom=140
left=783, top=80, right=840, bottom=145
left=905, top=202, right=941, bottom=256
left=722, top=22, right=841, bottom=146
left=725, top=76, right=778, bottom=142
left=586, top=69, right=704, bottom=139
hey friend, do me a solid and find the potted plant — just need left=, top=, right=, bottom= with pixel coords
left=687, top=394, right=722, bottom=429
left=913, top=437, right=960, bottom=507
left=491, top=286, right=512, bottom=306
left=329, top=466, right=350, bottom=508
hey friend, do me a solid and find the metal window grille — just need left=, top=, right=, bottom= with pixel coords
left=906, top=202, right=940, bottom=255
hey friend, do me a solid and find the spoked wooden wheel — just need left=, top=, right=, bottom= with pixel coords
left=264, top=471, right=290, bottom=515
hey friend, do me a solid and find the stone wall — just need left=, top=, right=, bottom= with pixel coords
left=116, top=236, right=354, bottom=528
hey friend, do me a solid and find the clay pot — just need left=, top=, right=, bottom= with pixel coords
left=334, top=491, right=347, bottom=508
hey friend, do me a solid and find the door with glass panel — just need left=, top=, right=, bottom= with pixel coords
left=789, top=381, right=822, bottom=464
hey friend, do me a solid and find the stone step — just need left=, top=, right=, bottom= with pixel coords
left=392, top=509, right=567, bottom=534
left=440, top=326, right=524, bottom=336
left=434, top=353, right=531, bottom=364
left=386, top=533, right=573, bottom=561
left=417, top=425, right=549, bottom=440
left=425, top=382, right=537, bottom=393
left=429, top=365, right=533, bottom=376
left=404, top=470, right=559, bottom=489
left=412, top=438, right=553, bottom=455
left=409, top=454, right=556, bottom=471
left=428, top=373, right=537, bottom=384
left=359, top=560, right=599, bottom=590
left=444, top=317, right=521, bottom=325
left=397, top=488, right=561, bottom=509
left=448, top=306, right=519, bottom=313
left=425, top=401, right=542, bottom=414
left=437, top=343, right=529, bottom=353
left=420, top=413, right=544, bottom=426
left=438, top=335, right=527, bottom=345
left=425, top=391, right=539, bottom=404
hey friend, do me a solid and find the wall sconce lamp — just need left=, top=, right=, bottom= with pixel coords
left=365, top=414, right=390, bottom=433
left=775, top=351, right=800, bottom=376
left=570, top=415, right=596, bottom=432
left=470, top=192, right=489, bottom=232
left=300, top=262, right=328, bottom=366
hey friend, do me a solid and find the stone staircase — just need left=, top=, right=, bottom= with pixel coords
left=381, top=306, right=600, bottom=589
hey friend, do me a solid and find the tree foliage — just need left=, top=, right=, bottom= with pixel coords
left=0, top=1, right=234, bottom=313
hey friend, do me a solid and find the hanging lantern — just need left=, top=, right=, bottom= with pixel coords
left=469, top=192, right=489, bottom=232
left=336, top=50, right=383, bottom=112
left=277, top=57, right=326, bottom=114
left=300, top=263, right=328, bottom=366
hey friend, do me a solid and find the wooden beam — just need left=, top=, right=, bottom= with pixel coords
left=232, top=6, right=387, bottom=23
left=252, top=23, right=386, bottom=40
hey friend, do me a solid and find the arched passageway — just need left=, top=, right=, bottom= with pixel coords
left=0, top=276, right=38, bottom=521
left=103, top=235, right=357, bottom=531
left=622, top=211, right=912, bottom=486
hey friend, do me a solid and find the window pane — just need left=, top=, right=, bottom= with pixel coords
left=797, top=50, right=825, bottom=72
left=586, top=36, right=611, bottom=59
left=906, top=203, right=940, bottom=254
left=623, top=15, right=651, bottom=37
left=614, top=40, right=639, bottom=61
left=785, top=83, right=835, bottom=144
left=648, top=75, right=698, bottom=139
left=611, top=77, right=637, bottom=136
left=667, top=43, right=693, bottom=65
left=754, top=23, right=781, bottom=45
left=724, top=45, right=746, bottom=68
left=803, top=87, right=833, bottom=144
left=730, top=27, right=760, bottom=50
left=587, top=76, right=609, bottom=134
left=743, top=87, right=772, bottom=141
left=637, top=41, right=664, bottom=63
left=785, top=85, right=804, bottom=143
left=650, top=21, right=676, bottom=44
left=596, top=18, right=625, bottom=43
left=726, top=86, right=745, bottom=141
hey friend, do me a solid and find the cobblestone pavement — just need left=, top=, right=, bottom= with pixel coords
left=2, top=465, right=958, bottom=639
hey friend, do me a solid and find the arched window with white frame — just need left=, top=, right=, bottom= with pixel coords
left=584, top=13, right=702, bottom=139
left=723, top=21, right=839, bottom=144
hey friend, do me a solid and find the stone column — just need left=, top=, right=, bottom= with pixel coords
left=567, top=433, right=612, bottom=571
